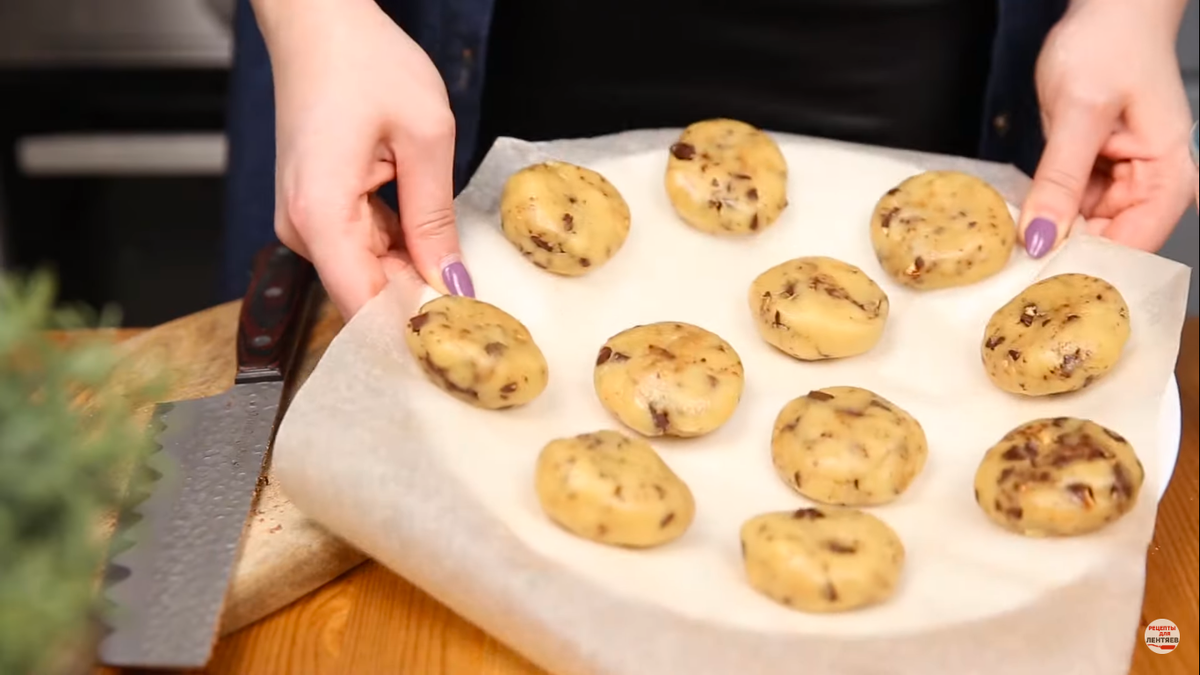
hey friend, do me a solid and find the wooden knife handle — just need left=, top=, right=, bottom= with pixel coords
left=234, top=243, right=316, bottom=385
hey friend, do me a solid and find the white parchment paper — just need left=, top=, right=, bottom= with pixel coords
left=273, top=130, right=1192, bottom=675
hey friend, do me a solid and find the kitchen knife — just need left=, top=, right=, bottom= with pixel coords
left=99, top=243, right=315, bottom=669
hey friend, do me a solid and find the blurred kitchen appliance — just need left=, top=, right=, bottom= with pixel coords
left=0, top=0, right=233, bottom=67
left=0, top=0, right=236, bottom=325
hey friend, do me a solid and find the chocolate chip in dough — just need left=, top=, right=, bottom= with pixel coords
left=650, top=405, right=671, bottom=432
left=671, top=143, right=697, bottom=160
left=409, top=313, right=431, bottom=332
left=825, top=540, right=858, bottom=554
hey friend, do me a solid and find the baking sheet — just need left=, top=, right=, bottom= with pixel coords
left=272, top=130, right=1191, bottom=675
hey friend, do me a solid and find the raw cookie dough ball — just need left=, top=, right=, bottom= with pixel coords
left=981, top=273, right=1131, bottom=396
left=500, top=161, right=631, bottom=276
left=594, top=322, right=744, bottom=438
left=664, top=119, right=788, bottom=236
left=771, top=387, right=928, bottom=506
left=404, top=296, right=548, bottom=409
left=869, top=171, right=1016, bottom=289
left=535, top=430, right=696, bottom=548
left=974, top=417, right=1144, bottom=537
left=740, top=507, right=905, bottom=613
left=749, top=256, right=890, bottom=361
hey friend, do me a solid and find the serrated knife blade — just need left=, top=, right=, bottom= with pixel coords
left=99, top=243, right=315, bottom=669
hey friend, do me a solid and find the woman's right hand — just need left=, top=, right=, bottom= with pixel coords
left=252, top=0, right=473, bottom=319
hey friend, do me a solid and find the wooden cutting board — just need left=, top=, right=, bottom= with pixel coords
left=104, top=289, right=364, bottom=635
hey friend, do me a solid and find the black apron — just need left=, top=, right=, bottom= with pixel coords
left=474, top=0, right=999, bottom=171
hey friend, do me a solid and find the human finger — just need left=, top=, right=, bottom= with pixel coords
left=1019, top=101, right=1118, bottom=258
left=391, top=112, right=473, bottom=297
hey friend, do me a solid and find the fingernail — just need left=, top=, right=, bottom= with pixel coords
left=1025, top=218, right=1057, bottom=259
left=441, top=261, right=475, bottom=298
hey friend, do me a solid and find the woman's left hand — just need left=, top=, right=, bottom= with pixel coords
left=1019, top=0, right=1195, bottom=258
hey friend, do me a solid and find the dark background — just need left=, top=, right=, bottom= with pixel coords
left=0, top=69, right=228, bottom=327
left=0, top=0, right=235, bottom=327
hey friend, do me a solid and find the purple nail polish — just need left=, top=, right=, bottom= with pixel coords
left=1025, top=218, right=1057, bottom=259
left=441, top=261, right=475, bottom=298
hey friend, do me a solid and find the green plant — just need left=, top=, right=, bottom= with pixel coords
left=0, top=271, right=160, bottom=675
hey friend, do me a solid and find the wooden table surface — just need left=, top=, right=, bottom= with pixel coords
left=97, top=318, right=1197, bottom=675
